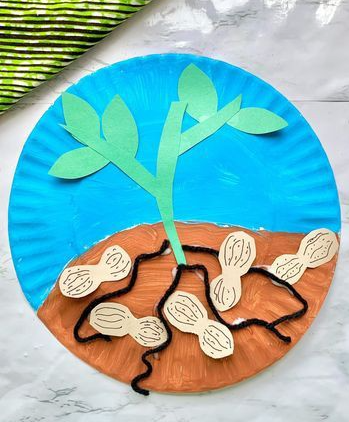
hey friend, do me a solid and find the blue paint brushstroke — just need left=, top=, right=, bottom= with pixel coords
left=8, top=54, right=340, bottom=310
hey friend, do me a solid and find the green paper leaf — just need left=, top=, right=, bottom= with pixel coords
left=62, top=92, right=100, bottom=144
left=178, top=64, right=218, bottom=122
left=102, top=95, right=139, bottom=156
left=49, top=147, right=109, bottom=179
left=227, top=107, right=288, bottom=134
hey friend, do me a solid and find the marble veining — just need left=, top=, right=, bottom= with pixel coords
left=0, top=0, right=348, bottom=421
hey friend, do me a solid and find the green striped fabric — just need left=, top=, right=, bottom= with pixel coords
left=0, top=0, right=151, bottom=113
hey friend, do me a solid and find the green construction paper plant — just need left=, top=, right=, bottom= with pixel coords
left=50, top=64, right=288, bottom=264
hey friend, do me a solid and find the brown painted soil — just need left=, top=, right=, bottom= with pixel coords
left=38, top=223, right=338, bottom=393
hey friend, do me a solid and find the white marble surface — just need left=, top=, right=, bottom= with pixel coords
left=0, top=0, right=348, bottom=420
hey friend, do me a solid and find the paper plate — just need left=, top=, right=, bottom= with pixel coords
left=8, top=54, right=340, bottom=393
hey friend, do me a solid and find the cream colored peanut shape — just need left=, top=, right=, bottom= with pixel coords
left=210, top=231, right=256, bottom=312
left=89, top=303, right=167, bottom=347
left=269, top=228, right=339, bottom=284
left=164, top=291, right=234, bottom=359
left=59, top=245, right=132, bottom=298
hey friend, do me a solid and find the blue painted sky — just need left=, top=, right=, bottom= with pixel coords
left=9, top=54, right=340, bottom=310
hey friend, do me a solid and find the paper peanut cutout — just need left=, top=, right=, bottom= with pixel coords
left=210, top=231, right=256, bottom=312
left=164, top=291, right=234, bottom=359
left=59, top=245, right=132, bottom=298
left=269, top=228, right=339, bottom=284
left=89, top=303, right=167, bottom=347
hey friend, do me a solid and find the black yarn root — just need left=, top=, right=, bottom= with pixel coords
left=182, top=244, right=219, bottom=258
left=73, top=239, right=170, bottom=343
left=74, top=239, right=308, bottom=396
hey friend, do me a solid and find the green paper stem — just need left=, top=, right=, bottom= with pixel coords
left=179, top=95, right=242, bottom=155
left=156, top=101, right=187, bottom=264
left=51, top=65, right=288, bottom=267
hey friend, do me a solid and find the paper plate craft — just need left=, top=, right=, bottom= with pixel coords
left=0, top=0, right=151, bottom=114
left=9, top=54, right=340, bottom=395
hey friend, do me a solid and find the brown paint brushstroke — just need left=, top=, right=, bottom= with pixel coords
left=38, top=223, right=338, bottom=393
